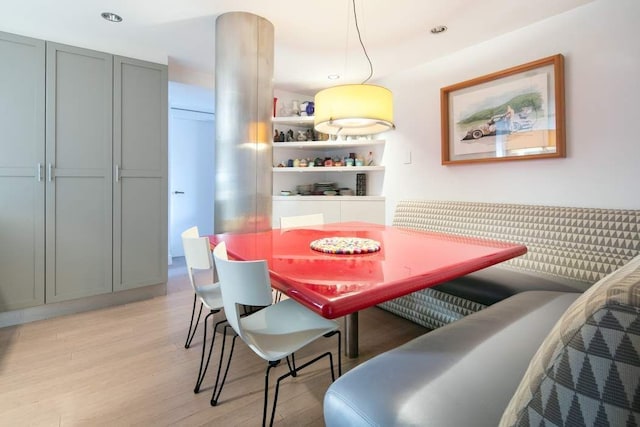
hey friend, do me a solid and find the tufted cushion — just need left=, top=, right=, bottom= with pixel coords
left=393, top=200, right=640, bottom=285
left=384, top=200, right=640, bottom=330
left=500, top=254, right=640, bottom=426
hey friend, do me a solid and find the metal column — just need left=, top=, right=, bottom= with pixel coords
left=214, top=12, right=274, bottom=234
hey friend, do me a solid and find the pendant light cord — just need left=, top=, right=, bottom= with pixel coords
left=352, top=0, right=373, bottom=84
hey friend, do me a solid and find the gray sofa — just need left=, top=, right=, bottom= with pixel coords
left=324, top=201, right=640, bottom=426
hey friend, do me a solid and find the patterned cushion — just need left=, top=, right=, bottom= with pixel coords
left=393, top=200, right=640, bottom=284
left=499, top=254, right=640, bottom=427
left=378, top=287, right=486, bottom=329
left=384, top=200, right=640, bottom=329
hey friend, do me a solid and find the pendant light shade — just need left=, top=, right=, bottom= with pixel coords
left=314, top=84, right=394, bottom=136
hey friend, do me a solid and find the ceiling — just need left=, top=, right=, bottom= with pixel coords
left=0, top=0, right=594, bottom=95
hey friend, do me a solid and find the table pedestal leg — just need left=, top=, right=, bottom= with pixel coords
left=344, top=312, right=359, bottom=358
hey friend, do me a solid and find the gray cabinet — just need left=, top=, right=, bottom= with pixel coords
left=45, top=42, right=114, bottom=302
left=0, top=32, right=45, bottom=311
left=0, top=32, right=167, bottom=314
left=113, top=56, right=168, bottom=291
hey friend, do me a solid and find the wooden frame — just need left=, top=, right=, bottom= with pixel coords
left=441, top=54, right=565, bottom=165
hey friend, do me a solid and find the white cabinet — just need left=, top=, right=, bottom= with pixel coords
left=272, top=197, right=385, bottom=228
left=271, top=116, right=385, bottom=227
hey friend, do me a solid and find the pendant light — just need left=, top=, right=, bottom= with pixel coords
left=314, top=0, right=395, bottom=136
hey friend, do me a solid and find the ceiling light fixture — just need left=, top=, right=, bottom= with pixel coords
left=101, top=12, right=123, bottom=23
left=327, top=74, right=341, bottom=80
left=430, top=25, right=447, bottom=34
left=314, top=0, right=394, bottom=136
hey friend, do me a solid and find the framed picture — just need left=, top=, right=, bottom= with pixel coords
left=441, top=54, right=565, bottom=165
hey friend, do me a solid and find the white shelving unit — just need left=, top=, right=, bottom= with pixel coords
left=271, top=116, right=386, bottom=227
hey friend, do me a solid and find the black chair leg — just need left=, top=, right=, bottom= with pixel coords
left=285, top=353, right=297, bottom=377
left=184, top=295, right=203, bottom=348
left=210, top=327, right=237, bottom=406
left=264, top=361, right=279, bottom=427
left=264, top=352, right=334, bottom=427
left=274, top=291, right=283, bottom=303
left=194, top=310, right=224, bottom=393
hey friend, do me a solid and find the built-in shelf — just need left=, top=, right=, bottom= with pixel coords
left=272, top=116, right=314, bottom=125
left=273, top=139, right=385, bottom=150
left=271, top=114, right=386, bottom=226
left=273, top=166, right=384, bottom=173
left=273, top=195, right=385, bottom=201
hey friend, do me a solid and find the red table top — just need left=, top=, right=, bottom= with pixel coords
left=208, top=222, right=527, bottom=319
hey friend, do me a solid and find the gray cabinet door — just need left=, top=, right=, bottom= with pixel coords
left=0, top=32, right=45, bottom=311
left=113, top=56, right=168, bottom=291
left=45, top=43, right=113, bottom=302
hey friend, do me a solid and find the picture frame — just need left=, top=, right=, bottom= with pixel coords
left=441, top=54, right=565, bottom=165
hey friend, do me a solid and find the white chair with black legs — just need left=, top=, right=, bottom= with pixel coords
left=181, top=226, right=226, bottom=394
left=212, top=242, right=341, bottom=427
left=280, top=213, right=324, bottom=229
left=182, top=226, right=214, bottom=349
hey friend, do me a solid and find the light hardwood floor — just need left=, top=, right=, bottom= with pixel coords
left=0, top=258, right=427, bottom=426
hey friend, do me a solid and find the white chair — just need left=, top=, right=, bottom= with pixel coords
left=212, top=242, right=341, bottom=426
left=181, top=226, right=226, bottom=394
left=279, top=213, right=324, bottom=229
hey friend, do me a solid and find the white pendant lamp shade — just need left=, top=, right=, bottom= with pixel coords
left=314, top=84, right=395, bottom=136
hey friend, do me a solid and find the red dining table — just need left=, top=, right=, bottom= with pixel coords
left=208, top=221, right=527, bottom=358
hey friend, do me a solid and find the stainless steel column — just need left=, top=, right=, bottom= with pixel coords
left=214, top=12, right=274, bottom=233
left=345, top=312, right=359, bottom=358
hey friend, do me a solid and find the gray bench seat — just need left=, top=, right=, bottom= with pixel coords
left=325, top=254, right=640, bottom=426
left=325, top=291, right=580, bottom=427
left=434, top=265, right=585, bottom=306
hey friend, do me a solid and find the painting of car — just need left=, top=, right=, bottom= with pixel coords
left=461, top=110, right=534, bottom=141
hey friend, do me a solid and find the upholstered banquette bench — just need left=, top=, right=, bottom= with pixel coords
left=324, top=201, right=640, bottom=426
left=325, top=254, right=640, bottom=426
left=378, top=200, right=640, bottom=329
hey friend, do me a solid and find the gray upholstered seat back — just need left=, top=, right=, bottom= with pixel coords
left=393, top=200, right=640, bottom=285
left=381, top=200, right=640, bottom=329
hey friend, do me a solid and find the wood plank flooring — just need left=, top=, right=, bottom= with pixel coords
left=0, top=258, right=427, bottom=426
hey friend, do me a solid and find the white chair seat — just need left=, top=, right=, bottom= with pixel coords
left=241, top=298, right=338, bottom=361
left=195, top=283, right=223, bottom=310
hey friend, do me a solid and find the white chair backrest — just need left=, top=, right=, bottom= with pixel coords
left=280, top=213, right=324, bottom=229
left=212, top=242, right=273, bottom=342
left=181, top=227, right=214, bottom=292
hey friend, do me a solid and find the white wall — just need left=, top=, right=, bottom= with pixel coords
left=379, top=0, right=640, bottom=221
left=168, top=59, right=214, bottom=90
left=168, top=81, right=215, bottom=113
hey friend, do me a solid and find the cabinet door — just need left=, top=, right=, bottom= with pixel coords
left=272, top=200, right=341, bottom=228
left=340, top=200, right=385, bottom=224
left=0, top=32, right=45, bottom=311
left=45, top=43, right=113, bottom=302
left=113, top=56, right=168, bottom=291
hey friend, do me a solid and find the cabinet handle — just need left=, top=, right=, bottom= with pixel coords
left=47, top=163, right=53, bottom=182
left=115, top=164, right=120, bottom=182
left=36, top=163, right=42, bottom=182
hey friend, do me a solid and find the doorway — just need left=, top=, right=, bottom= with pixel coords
left=169, top=107, right=215, bottom=257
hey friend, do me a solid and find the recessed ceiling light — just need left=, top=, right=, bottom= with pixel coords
left=327, top=74, right=340, bottom=80
left=101, top=12, right=123, bottom=23
left=430, top=25, right=447, bottom=34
